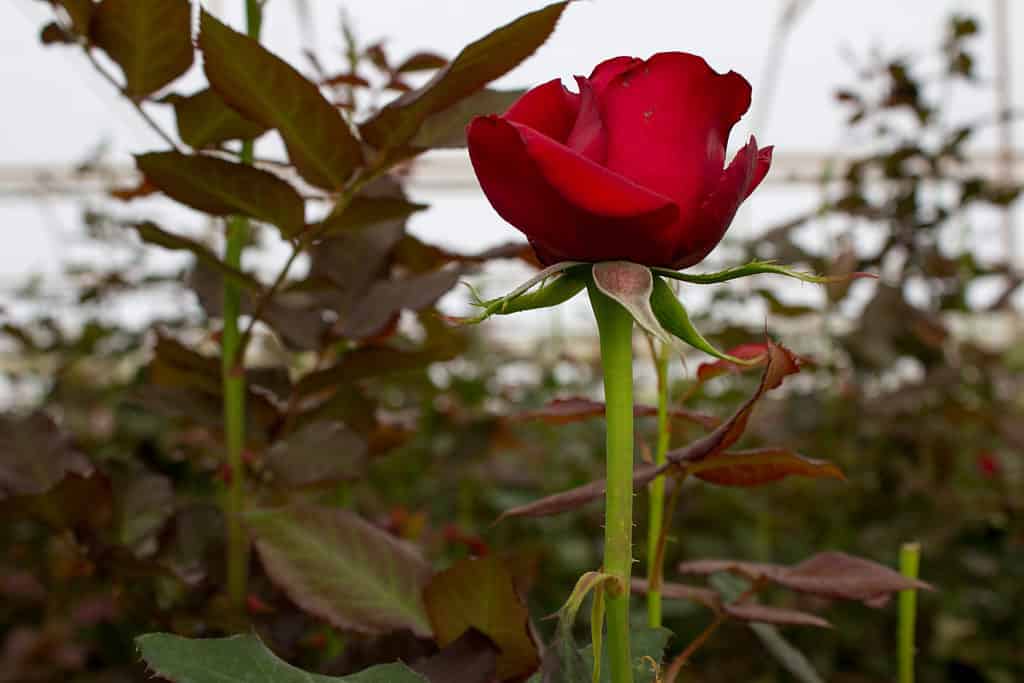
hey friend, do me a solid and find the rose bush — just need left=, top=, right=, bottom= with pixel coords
left=468, top=52, right=773, bottom=269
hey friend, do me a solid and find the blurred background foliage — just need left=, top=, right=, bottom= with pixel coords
left=1, top=3, right=1022, bottom=683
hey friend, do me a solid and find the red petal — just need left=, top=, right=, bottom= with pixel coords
left=670, top=137, right=772, bottom=269
left=587, top=55, right=642, bottom=95
left=511, top=120, right=675, bottom=219
left=600, top=52, right=752, bottom=210
left=565, top=77, right=606, bottom=162
left=467, top=115, right=679, bottom=265
left=502, top=78, right=579, bottom=144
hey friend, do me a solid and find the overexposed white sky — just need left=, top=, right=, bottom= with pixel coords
left=1, top=1, right=1022, bottom=328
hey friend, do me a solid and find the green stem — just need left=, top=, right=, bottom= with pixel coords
left=646, top=342, right=670, bottom=628
left=898, top=542, right=921, bottom=683
left=589, top=284, right=635, bottom=683
left=222, top=0, right=263, bottom=612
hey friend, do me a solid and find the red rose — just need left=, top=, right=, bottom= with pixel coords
left=467, top=52, right=772, bottom=269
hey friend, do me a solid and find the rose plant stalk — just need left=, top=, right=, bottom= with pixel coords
left=467, top=52, right=773, bottom=683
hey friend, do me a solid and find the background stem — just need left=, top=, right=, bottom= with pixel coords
left=589, top=284, right=635, bottom=683
left=222, top=0, right=263, bottom=612
left=898, top=542, right=921, bottom=683
left=646, top=342, right=671, bottom=627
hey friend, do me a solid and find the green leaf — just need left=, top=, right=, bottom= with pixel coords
left=129, top=222, right=262, bottom=292
left=136, top=152, right=305, bottom=237
left=652, top=260, right=876, bottom=286
left=360, top=2, right=569, bottom=152
left=246, top=504, right=433, bottom=636
left=91, top=0, right=193, bottom=98
left=580, top=627, right=671, bottom=683
left=136, top=633, right=428, bottom=683
left=424, top=556, right=540, bottom=679
left=649, top=275, right=753, bottom=364
left=199, top=9, right=363, bottom=189
left=411, top=89, right=525, bottom=149
left=166, top=88, right=268, bottom=149
left=455, top=262, right=588, bottom=324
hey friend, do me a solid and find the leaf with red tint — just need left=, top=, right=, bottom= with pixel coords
left=316, top=196, right=428, bottom=238
left=496, top=463, right=665, bottom=522
left=509, top=397, right=719, bottom=430
left=630, top=578, right=719, bottom=610
left=497, top=340, right=802, bottom=521
left=412, top=89, right=525, bottom=150
left=165, top=89, right=268, bottom=149
left=395, top=52, right=448, bottom=74
left=412, top=629, right=498, bottom=683
left=247, top=504, right=433, bottom=636
left=136, top=152, right=305, bottom=237
left=360, top=2, right=569, bottom=153
left=0, top=412, right=92, bottom=500
left=321, top=72, right=372, bottom=88
left=689, top=448, right=845, bottom=487
left=40, top=22, right=73, bottom=45
left=423, top=555, right=540, bottom=680
left=695, top=343, right=770, bottom=383
left=57, top=0, right=94, bottom=36
left=722, top=603, right=832, bottom=629
left=109, top=177, right=158, bottom=201
left=678, top=552, right=933, bottom=607
left=199, top=10, right=362, bottom=189
left=264, top=421, right=368, bottom=488
left=666, top=339, right=801, bottom=465
left=91, top=0, right=193, bottom=99
left=394, top=236, right=536, bottom=273
left=131, top=222, right=261, bottom=292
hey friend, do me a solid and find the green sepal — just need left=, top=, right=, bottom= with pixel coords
left=652, top=259, right=876, bottom=286
left=649, top=275, right=757, bottom=365
left=451, top=262, right=589, bottom=324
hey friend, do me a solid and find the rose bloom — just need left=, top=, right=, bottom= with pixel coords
left=467, top=52, right=772, bottom=269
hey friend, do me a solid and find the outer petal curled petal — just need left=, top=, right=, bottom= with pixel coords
left=670, top=138, right=773, bottom=269
left=600, top=52, right=752, bottom=210
left=503, top=78, right=580, bottom=144
left=467, top=115, right=679, bottom=265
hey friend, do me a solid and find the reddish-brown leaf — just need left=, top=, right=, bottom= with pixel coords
left=91, top=0, right=193, bottom=98
left=723, top=603, right=832, bottom=629
left=630, top=578, right=719, bottom=610
left=497, top=340, right=802, bottom=521
left=0, top=413, right=93, bottom=500
left=689, top=447, right=845, bottom=487
left=423, top=556, right=539, bottom=680
left=395, top=51, right=448, bottom=73
left=678, top=552, right=934, bottom=606
left=667, top=340, right=802, bottom=465
left=135, top=152, right=305, bottom=237
left=508, top=397, right=720, bottom=430
left=165, top=88, right=268, bottom=149
left=247, top=505, right=433, bottom=636
left=360, top=2, right=569, bottom=152
left=199, top=10, right=362, bottom=189
left=695, top=343, right=771, bottom=383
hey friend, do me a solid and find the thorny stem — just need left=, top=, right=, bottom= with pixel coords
left=589, top=284, right=635, bottom=683
left=222, top=0, right=263, bottom=612
left=646, top=339, right=671, bottom=627
left=898, top=542, right=921, bottom=683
